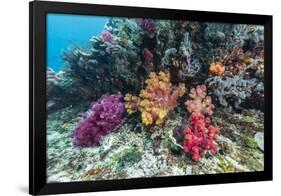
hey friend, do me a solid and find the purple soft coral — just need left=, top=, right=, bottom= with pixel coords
left=72, top=93, right=126, bottom=147
left=136, top=18, right=156, bottom=38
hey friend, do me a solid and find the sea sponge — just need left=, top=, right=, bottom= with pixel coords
left=185, top=84, right=214, bottom=116
left=72, top=93, right=125, bottom=147
left=209, top=62, right=224, bottom=76
left=125, top=71, right=185, bottom=126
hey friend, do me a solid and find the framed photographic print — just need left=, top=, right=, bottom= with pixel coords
left=29, top=1, right=273, bottom=195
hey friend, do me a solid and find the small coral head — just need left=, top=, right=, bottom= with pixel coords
left=100, top=30, right=113, bottom=43
left=185, top=84, right=214, bottom=116
left=209, top=62, right=225, bottom=76
left=124, top=93, right=141, bottom=114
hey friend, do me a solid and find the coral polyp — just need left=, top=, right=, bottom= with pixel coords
left=46, top=14, right=265, bottom=182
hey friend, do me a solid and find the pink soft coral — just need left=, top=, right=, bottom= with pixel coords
left=185, top=84, right=214, bottom=116
left=183, top=113, right=219, bottom=161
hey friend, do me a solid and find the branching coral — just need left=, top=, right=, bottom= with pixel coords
left=72, top=93, right=126, bottom=146
left=185, top=84, right=214, bottom=116
left=125, top=71, right=185, bottom=126
left=179, top=32, right=202, bottom=77
left=183, top=113, right=219, bottom=161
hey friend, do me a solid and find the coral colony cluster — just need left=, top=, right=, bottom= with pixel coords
left=183, top=85, right=219, bottom=161
left=47, top=16, right=265, bottom=181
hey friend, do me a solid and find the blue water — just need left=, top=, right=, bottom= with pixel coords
left=47, top=13, right=109, bottom=71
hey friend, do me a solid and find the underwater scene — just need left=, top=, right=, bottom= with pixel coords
left=46, top=13, right=265, bottom=183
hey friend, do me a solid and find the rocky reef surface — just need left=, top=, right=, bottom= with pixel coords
left=47, top=105, right=263, bottom=182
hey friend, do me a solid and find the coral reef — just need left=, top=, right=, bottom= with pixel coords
left=125, top=71, right=185, bottom=126
left=72, top=93, right=126, bottom=146
left=46, top=16, right=265, bottom=181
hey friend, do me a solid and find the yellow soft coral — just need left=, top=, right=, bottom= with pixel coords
left=124, top=93, right=141, bottom=114
left=125, top=71, right=185, bottom=126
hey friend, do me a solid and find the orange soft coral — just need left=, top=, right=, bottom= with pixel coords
left=209, top=62, right=224, bottom=76
left=125, top=71, right=185, bottom=126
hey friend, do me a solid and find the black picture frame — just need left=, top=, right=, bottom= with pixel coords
left=29, top=1, right=273, bottom=195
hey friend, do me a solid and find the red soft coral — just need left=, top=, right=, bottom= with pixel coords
left=183, top=112, right=219, bottom=161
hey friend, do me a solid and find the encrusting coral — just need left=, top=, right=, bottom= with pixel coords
left=72, top=93, right=126, bottom=146
left=183, top=84, right=220, bottom=161
left=125, top=71, right=185, bottom=126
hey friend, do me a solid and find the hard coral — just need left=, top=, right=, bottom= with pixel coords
left=72, top=93, right=126, bottom=147
left=185, top=84, right=214, bottom=116
left=125, top=71, right=185, bottom=126
left=209, top=62, right=224, bottom=76
left=183, top=113, right=219, bottom=161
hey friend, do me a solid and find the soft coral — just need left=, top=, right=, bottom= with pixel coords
left=72, top=93, right=125, bottom=147
left=183, top=113, right=219, bottom=161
